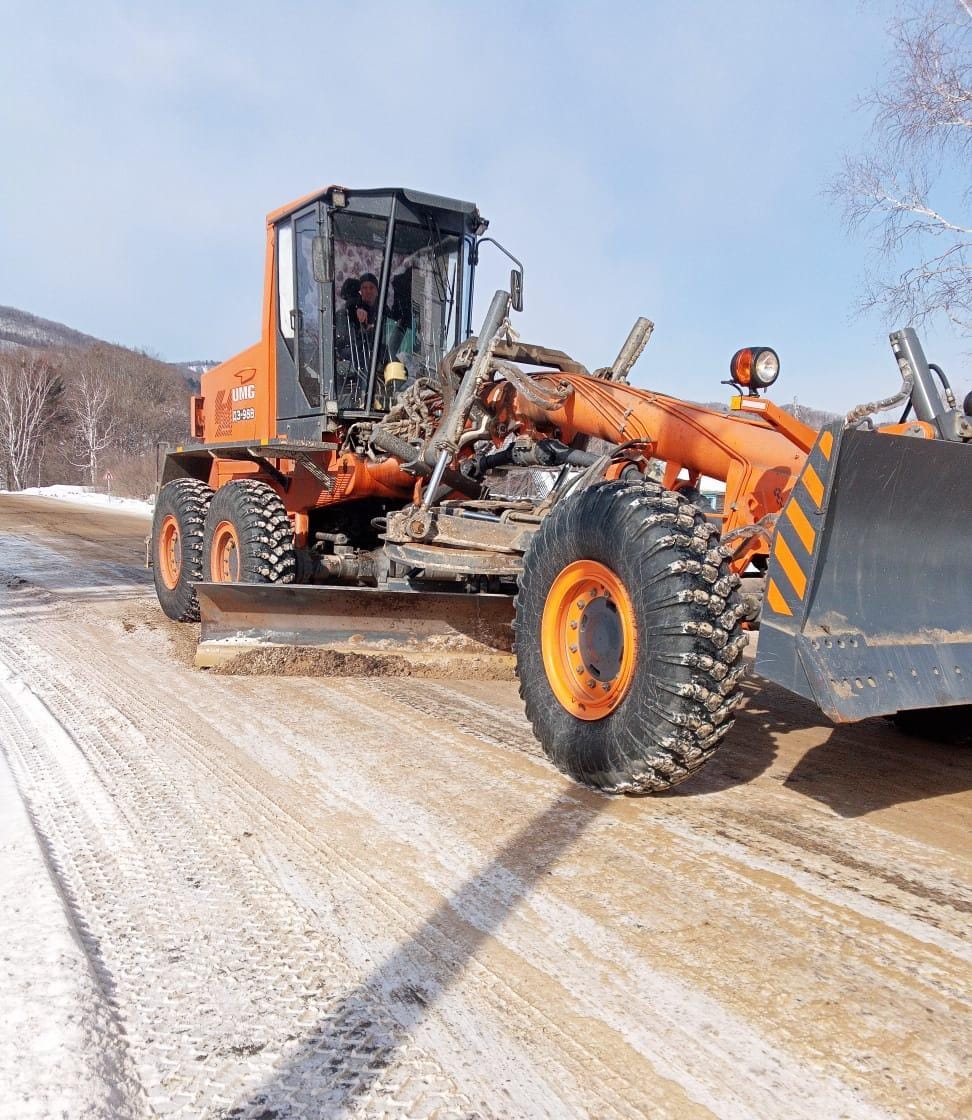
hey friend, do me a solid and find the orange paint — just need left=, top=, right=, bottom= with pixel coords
left=802, top=464, right=825, bottom=508
left=766, top=579, right=792, bottom=616
left=519, top=374, right=809, bottom=570
left=541, top=560, right=637, bottom=721
left=210, top=520, right=242, bottom=582
left=784, top=500, right=816, bottom=554
left=773, top=533, right=807, bottom=599
left=157, top=515, right=181, bottom=590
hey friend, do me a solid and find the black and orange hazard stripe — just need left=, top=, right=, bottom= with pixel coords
left=764, top=424, right=838, bottom=620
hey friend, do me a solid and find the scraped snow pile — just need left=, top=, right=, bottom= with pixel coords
left=4, top=485, right=153, bottom=517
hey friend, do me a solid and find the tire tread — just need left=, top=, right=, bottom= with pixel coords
left=514, top=479, right=746, bottom=794
left=152, top=477, right=214, bottom=622
left=203, top=480, right=297, bottom=585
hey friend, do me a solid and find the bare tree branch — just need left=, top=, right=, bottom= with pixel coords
left=0, top=352, right=64, bottom=490
left=68, top=365, right=116, bottom=486
left=831, top=2, right=972, bottom=335
left=869, top=3, right=972, bottom=159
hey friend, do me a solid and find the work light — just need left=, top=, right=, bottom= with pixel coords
left=730, top=347, right=780, bottom=393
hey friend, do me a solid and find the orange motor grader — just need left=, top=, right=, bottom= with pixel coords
left=152, top=184, right=972, bottom=793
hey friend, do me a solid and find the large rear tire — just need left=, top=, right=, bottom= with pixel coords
left=152, top=477, right=214, bottom=622
left=515, top=480, right=748, bottom=793
left=202, top=480, right=296, bottom=585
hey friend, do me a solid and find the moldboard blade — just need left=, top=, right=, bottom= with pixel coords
left=757, top=423, right=972, bottom=721
left=194, top=582, right=515, bottom=669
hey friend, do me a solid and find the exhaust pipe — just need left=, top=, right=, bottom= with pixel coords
left=608, top=317, right=654, bottom=383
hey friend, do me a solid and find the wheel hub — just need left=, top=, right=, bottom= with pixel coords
left=211, top=521, right=241, bottom=582
left=541, top=560, right=637, bottom=720
left=578, top=594, right=625, bottom=683
left=158, top=515, right=182, bottom=590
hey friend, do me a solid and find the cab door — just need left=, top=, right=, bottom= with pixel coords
left=275, top=203, right=333, bottom=437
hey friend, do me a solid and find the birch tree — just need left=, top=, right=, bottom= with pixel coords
left=831, top=2, right=972, bottom=332
left=0, top=351, right=63, bottom=490
left=70, top=367, right=116, bottom=487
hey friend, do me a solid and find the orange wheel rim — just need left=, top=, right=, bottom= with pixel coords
left=158, top=514, right=182, bottom=590
left=541, top=560, right=637, bottom=721
left=210, top=520, right=241, bottom=582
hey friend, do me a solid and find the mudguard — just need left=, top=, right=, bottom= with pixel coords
left=756, top=422, right=972, bottom=721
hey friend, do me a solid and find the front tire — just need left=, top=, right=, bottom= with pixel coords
left=202, top=480, right=296, bottom=585
left=152, top=477, right=214, bottom=622
left=515, top=480, right=748, bottom=793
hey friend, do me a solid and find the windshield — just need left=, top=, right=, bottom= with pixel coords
left=333, top=211, right=464, bottom=410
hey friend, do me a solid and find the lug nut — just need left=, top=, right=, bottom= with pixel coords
left=569, top=643, right=578, bottom=653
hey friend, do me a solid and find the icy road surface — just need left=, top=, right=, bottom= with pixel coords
left=0, top=492, right=969, bottom=1119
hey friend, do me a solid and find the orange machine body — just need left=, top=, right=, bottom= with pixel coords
left=177, top=191, right=834, bottom=568
left=505, top=375, right=813, bottom=568
left=192, top=188, right=348, bottom=449
left=183, top=200, right=416, bottom=544
left=192, top=220, right=277, bottom=448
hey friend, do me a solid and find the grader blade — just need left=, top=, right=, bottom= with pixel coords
left=194, top=582, right=515, bottom=669
left=756, top=422, right=972, bottom=722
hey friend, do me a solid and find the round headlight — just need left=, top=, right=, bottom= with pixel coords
left=730, top=346, right=779, bottom=392
left=729, top=348, right=753, bottom=386
left=752, top=348, right=779, bottom=388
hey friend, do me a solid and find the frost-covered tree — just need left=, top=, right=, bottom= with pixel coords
left=832, top=1, right=972, bottom=333
left=0, top=351, right=64, bottom=490
left=69, top=366, right=116, bottom=487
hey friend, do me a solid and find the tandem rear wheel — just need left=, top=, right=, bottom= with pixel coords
left=152, top=477, right=214, bottom=622
left=514, top=480, right=749, bottom=793
left=202, top=480, right=297, bottom=586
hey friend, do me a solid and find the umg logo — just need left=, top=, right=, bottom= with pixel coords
left=231, top=384, right=256, bottom=403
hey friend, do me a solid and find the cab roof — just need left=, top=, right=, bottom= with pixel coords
left=267, top=185, right=483, bottom=228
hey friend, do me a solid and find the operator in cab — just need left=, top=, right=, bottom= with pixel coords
left=354, top=273, right=382, bottom=331
left=336, top=272, right=383, bottom=368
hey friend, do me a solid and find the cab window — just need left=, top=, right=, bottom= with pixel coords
left=332, top=212, right=389, bottom=408
left=277, top=223, right=295, bottom=356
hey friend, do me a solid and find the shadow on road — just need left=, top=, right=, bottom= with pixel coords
left=225, top=788, right=605, bottom=1118
left=782, top=714, right=972, bottom=818
left=668, top=673, right=972, bottom=817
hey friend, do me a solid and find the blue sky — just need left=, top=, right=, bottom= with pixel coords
left=1, top=0, right=968, bottom=410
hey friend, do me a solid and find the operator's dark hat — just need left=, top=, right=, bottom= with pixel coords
left=359, top=272, right=379, bottom=287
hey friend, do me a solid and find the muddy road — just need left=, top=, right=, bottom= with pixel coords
left=0, top=492, right=968, bottom=1119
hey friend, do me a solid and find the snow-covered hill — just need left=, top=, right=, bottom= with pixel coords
left=0, top=305, right=101, bottom=352
left=0, top=305, right=219, bottom=385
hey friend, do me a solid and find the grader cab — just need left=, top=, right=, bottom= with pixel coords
left=181, top=186, right=500, bottom=445
left=151, top=183, right=972, bottom=795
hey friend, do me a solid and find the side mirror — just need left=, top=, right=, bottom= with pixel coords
left=312, top=235, right=332, bottom=283
left=510, top=268, right=523, bottom=313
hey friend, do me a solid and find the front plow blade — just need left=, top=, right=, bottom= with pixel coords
left=194, top=582, right=515, bottom=669
left=756, top=423, right=972, bottom=722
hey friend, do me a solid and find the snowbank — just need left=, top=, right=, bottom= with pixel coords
left=3, top=485, right=153, bottom=517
